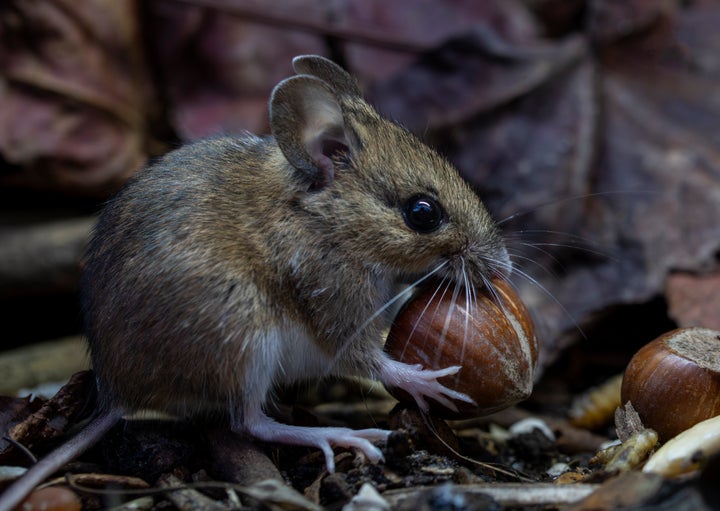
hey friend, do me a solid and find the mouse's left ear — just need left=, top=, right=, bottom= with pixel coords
left=270, top=75, right=359, bottom=190
left=292, top=55, right=362, bottom=98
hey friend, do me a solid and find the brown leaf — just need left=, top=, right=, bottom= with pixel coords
left=546, top=3, right=720, bottom=335
left=146, top=0, right=538, bottom=139
left=614, top=402, right=646, bottom=443
left=340, top=0, right=539, bottom=82
left=0, top=395, right=43, bottom=461
left=368, top=31, right=587, bottom=133
left=7, top=371, right=94, bottom=454
left=145, top=0, right=328, bottom=139
left=666, top=270, right=720, bottom=330
left=0, top=0, right=153, bottom=195
left=587, top=0, right=671, bottom=43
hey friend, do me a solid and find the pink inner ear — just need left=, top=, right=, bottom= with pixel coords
left=313, top=154, right=335, bottom=190
left=307, top=134, right=350, bottom=190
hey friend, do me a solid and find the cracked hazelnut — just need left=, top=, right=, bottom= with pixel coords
left=385, top=278, right=538, bottom=419
left=621, top=327, right=720, bottom=441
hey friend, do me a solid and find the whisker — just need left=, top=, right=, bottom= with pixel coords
left=424, top=278, right=454, bottom=367
left=460, top=259, right=473, bottom=364
left=436, top=274, right=462, bottom=367
left=364, top=263, right=447, bottom=335
left=517, top=241, right=616, bottom=263
left=496, top=190, right=658, bottom=226
left=480, top=271, right=502, bottom=305
left=460, top=259, right=477, bottom=363
left=509, top=265, right=586, bottom=341
left=506, top=251, right=565, bottom=280
left=504, top=228, right=601, bottom=242
left=469, top=272, right=514, bottom=364
left=401, top=274, right=451, bottom=360
left=329, top=262, right=450, bottom=370
left=502, top=227, right=616, bottom=262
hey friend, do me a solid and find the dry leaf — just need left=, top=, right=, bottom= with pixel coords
left=7, top=371, right=94, bottom=452
left=0, top=0, right=153, bottom=194
left=666, top=270, right=720, bottom=330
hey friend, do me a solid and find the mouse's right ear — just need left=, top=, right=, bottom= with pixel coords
left=270, top=75, right=359, bottom=191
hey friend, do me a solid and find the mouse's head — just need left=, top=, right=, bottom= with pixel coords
left=270, top=55, right=510, bottom=290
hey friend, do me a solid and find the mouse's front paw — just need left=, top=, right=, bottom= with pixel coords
left=378, top=357, right=475, bottom=413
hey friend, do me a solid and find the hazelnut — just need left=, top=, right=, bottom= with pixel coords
left=18, top=487, right=81, bottom=511
left=621, top=327, right=720, bottom=441
left=384, top=278, right=538, bottom=419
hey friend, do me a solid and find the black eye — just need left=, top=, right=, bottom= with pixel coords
left=402, top=194, right=445, bottom=233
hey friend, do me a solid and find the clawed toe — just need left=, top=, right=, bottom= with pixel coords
left=379, top=357, right=476, bottom=412
left=242, top=413, right=389, bottom=473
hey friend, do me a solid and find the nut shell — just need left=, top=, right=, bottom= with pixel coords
left=621, top=327, right=720, bottom=441
left=384, top=279, right=538, bottom=419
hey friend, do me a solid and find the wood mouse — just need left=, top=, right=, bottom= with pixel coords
left=0, top=55, right=510, bottom=509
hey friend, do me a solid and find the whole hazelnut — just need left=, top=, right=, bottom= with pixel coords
left=18, top=487, right=81, bottom=511
left=384, top=278, right=538, bottom=419
left=621, top=327, right=720, bottom=441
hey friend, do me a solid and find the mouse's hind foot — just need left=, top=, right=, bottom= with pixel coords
left=237, top=410, right=390, bottom=473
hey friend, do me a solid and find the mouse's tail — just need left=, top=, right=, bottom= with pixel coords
left=0, top=406, right=123, bottom=511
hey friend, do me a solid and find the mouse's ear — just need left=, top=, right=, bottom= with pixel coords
left=292, top=55, right=362, bottom=97
left=270, top=75, right=359, bottom=190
